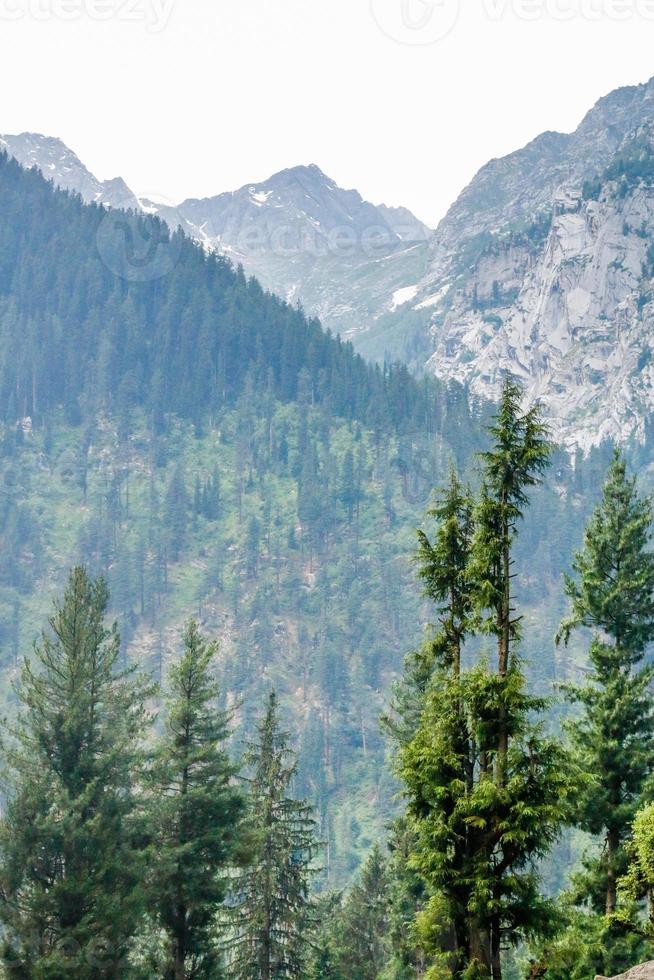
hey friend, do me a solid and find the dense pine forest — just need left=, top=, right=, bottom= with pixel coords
left=1, top=152, right=654, bottom=977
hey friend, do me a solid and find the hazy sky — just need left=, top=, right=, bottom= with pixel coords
left=1, top=0, right=654, bottom=226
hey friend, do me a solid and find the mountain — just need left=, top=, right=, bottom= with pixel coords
left=0, top=133, right=140, bottom=210
left=166, top=164, right=432, bottom=343
left=0, top=147, right=613, bottom=885
left=0, top=147, right=488, bottom=882
left=7, top=75, right=654, bottom=450
left=397, top=76, right=654, bottom=449
left=0, top=134, right=431, bottom=346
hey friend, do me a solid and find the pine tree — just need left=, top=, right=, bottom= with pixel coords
left=398, top=379, right=575, bottom=979
left=470, top=375, right=552, bottom=780
left=308, top=893, right=347, bottom=980
left=416, top=466, right=475, bottom=679
left=309, top=847, right=393, bottom=980
left=0, top=567, right=152, bottom=977
left=388, top=468, right=476, bottom=970
left=386, top=468, right=474, bottom=748
left=335, top=844, right=392, bottom=979
left=558, top=449, right=654, bottom=917
left=224, top=692, right=319, bottom=979
left=149, top=619, right=248, bottom=980
left=165, top=465, right=189, bottom=562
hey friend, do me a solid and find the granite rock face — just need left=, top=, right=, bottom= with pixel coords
left=410, top=77, right=654, bottom=449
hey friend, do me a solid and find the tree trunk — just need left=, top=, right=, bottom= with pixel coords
left=469, top=920, right=492, bottom=978
left=606, top=830, right=618, bottom=916
left=173, top=919, right=186, bottom=980
left=497, top=510, right=510, bottom=785
left=491, top=913, right=503, bottom=979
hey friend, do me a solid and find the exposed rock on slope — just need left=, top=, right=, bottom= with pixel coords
left=596, top=963, right=654, bottom=979
left=411, top=77, right=654, bottom=449
left=167, top=163, right=432, bottom=343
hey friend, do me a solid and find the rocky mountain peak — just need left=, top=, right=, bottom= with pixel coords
left=396, top=74, right=654, bottom=450
left=0, top=132, right=140, bottom=210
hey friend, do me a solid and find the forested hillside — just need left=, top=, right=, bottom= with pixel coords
left=0, top=150, right=635, bottom=883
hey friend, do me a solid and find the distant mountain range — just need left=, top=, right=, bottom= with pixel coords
left=5, top=74, right=654, bottom=448
left=0, top=133, right=432, bottom=348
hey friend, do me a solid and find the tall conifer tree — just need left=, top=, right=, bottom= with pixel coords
left=149, top=619, right=247, bottom=980
left=224, top=692, right=319, bottom=980
left=398, top=378, right=574, bottom=979
left=0, top=567, right=152, bottom=978
left=558, top=450, right=654, bottom=917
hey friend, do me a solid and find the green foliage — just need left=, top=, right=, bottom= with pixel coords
left=310, top=846, right=393, bottom=980
left=0, top=150, right=454, bottom=441
left=558, top=450, right=654, bottom=920
left=337, top=845, right=392, bottom=977
left=622, top=803, right=654, bottom=920
left=530, top=900, right=650, bottom=979
left=0, top=568, right=153, bottom=977
left=148, top=619, right=248, bottom=979
left=401, top=665, right=573, bottom=977
left=604, top=134, right=654, bottom=190
left=223, top=692, right=320, bottom=979
left=395, top=379, right=575, bottom=979
left=416, top=468, right=475, bottom=676
left=0, top=147, right=497, bottom=883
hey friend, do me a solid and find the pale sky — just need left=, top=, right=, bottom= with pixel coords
left=1, top=0, right=654, bottom=226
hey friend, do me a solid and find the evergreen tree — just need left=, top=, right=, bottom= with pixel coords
left=165, top=465, right=189, bottom=562
left=308, top=894, right=347, bottom=980
left=398, top=379, right=575, bottom=979
left=339, top=449, right=357, bottom=524
left=149, top=619, right=248, bottom=980
left=384, top=820, right=428, bottom=979
left=224, top=692, right=319, bottom=979
left=416, top=466, right=475, bottom=679
left=336, top=844, right=392, bottom=979
left=309, top=847, right=393, bottom=980
left=386, top=468, right=474, bottom=749
left=558, top=450, right=654, bottom=917
left=621, top=801, right=654, bottom=933
left=470, top=375, right=552, bottom=779
left=0, top=567, right=152, bottom=977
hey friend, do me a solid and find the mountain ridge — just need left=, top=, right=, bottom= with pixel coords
left=6, top=73, right=654, bottom=448
left=0, top=132, right=432, bottom=344
left=407, top=76, right=654, bottom=449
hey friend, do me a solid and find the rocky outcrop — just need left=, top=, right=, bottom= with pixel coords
left=424, top=162, right=654, bottom=450
left=596, top=963, right=654, bottom=979
left=6, top=75, right=654, bottom=448
left=411, top=78, right=654, bottom=449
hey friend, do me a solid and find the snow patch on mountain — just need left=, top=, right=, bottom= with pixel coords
left=392, top=285, right=419, bottom=309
